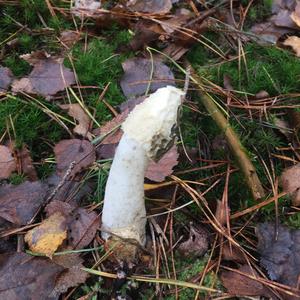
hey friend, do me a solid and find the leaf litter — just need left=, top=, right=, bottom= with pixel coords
left=2, top=0, right=300, bottom=298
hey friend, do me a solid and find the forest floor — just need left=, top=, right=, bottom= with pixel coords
left=0, top=0, right=300, bottom=299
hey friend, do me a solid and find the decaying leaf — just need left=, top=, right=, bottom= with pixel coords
left=54, top=139, right=96, bottom=177
left=15, top=144, right=38, bottom=181
left=250, top=1, right=300, bottom=44
left=126, top=0, right=172, bottom=14
left=68, top=208, right=100, bottom=249
left=177, top=223, right=209, bottom=258
left=11, top=51, right=75, bottom=98
left=0, top=252, right=64, bottom=300
left=59, top=30, right=81, bottom=49
left=120, top=57, right=175, bottom=98
left=256, top=222, right=300, bottom=289
left=283, top=36, right=300, bottom=57
left=45, top=174, right=94, bottom=205
left=281, top=163, right=300, bottom=206
left=45, top=200, right=100, bottom=249
left=0, top=66, right=14, bottom=92
left=145, top=145, right=179, bottom=182
left=221, top=265, right=271, bottom=297
left=251, top=21, right=291, bottom=44
left=0, top=181, right=47, bottom=225
left=118, top=96, right=146, bottom=113
left=25, top=212, right=67, bottom=257
left=60, top=103, right=92, bottom=140
left=72, top=0, right=101, bottom=17
left=222, top=242, right=246, bottom=264
left=0, top=145, right=16, bottom=180
left=129, top=20, right=165, bottom=51
left=52, top=253, right=89, bottom=296
left=215, top=199, right=229, bottom=226
left=95, top=109, right=129, bottom=145
left=291, top=2, right=300, bottom=27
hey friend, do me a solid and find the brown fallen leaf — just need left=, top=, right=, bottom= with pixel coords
left=251, top=21, right=291, bottom=44
left=11, top=51, right=75, bottom=98
left=72, top=0, right=101, bottom=17
left=291, top=2, right=300, bottom=27
left=118, top=96, right=146, bottom=114
left=283, top=36, right=300, bottom=57
left=0, top=145, right=16, bottom=180
left=215, top=199, right=229, bottom=226
left=45, top=173, right=94, bottom=205
left=60, top=103, right=92, bottom=140
left=68, top=208, right=100, bottom=249
left=129, top=19, right=164, bottom=51
left=126, top=0, right=172, bottom=14
left=177, top=223, right=209, bottom=258
left=120, top=57, right=175, bottom=98
left=52, top=253, right=89, bottom=296
left=145, top=145, right=179, bottom=182
left=25, top=212, right=67, bottom=257
left=221, top=265, right=271, bottom=297
left=222, top=242, right=247, bottom=264
left=280, top=163, right=300, bottom=206
left=160, top=8, right=193, bottom=34
left=0, top=252, right=64, bottom=300
left=45, top=200, right=100, bottom=249
left=0, top=181, right=47, bottom=225
left=271, top=9, right=297, bottom=29
left=15, top=144, right=38, bottom=181
left=256, top=222, right=300, bottom=289
left=95, top=109, right=129, bottom=145
left=54, top=139, right=96, bottom=177
left=59, top=30, right=81, bottom=49
left=0, top=66, right=14, bottom=92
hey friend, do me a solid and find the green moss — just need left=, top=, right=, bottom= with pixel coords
left=0, top=96, right=67, bottom=178
left=189, top=43, right=300, bottom=96
left=164, top=256, right=221, bottom=299
left=65, top=31, right=132, bottom=123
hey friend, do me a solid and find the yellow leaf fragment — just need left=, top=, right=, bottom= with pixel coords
left=25, top=212, right=67, bottom=257
left=283, top=36, right=300, bottom=57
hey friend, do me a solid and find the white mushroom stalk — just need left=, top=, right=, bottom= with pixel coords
left=101, top=86, right=184, bottom=251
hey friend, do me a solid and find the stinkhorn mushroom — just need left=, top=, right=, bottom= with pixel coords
left=101, top=86, right=184, bottom=258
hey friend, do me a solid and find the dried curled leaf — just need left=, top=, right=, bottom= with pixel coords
left=25, top=212, right=67, bottom=257
left=177, top=223, right=209, bottom=258
left=60, top=103, right=92, bottom=140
